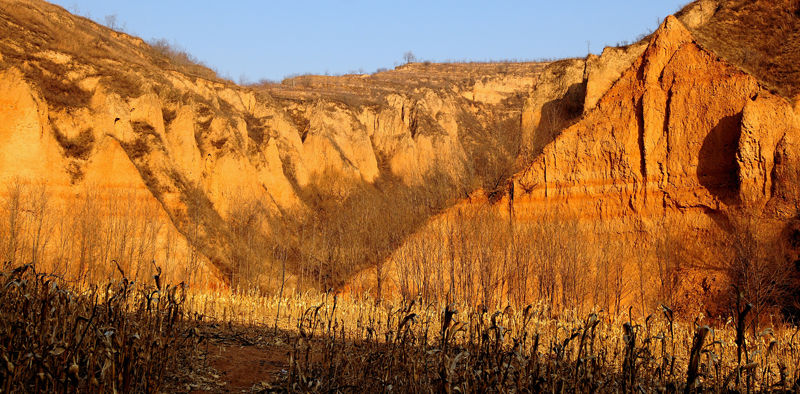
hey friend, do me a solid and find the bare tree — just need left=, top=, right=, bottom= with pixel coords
left=184, top=192, right=203, bottom=287
left=3, top=179, right=26, bottom=264
left=726, top=214, right=791, bottom=328
left=229, top=195, right=266, bottom=290
left=273, top=244, right=288, bottom=332
left=52, top=205, right=73, bottom=277
left=103, top=14, right=119, bottom=30
left=76, top=187, right=101, bottom=284
left=28, top=183, right=51, bottom=268
left=653, top=222, right=684, bottom=309
left=507, top=222, right=534, bottom=306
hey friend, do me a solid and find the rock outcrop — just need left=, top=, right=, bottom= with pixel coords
left=520, top=59, right=586, bottom=159
left=582, top=43, right=647, bottom=113
left=3, top=0, right=800, bottom=299
left=0, top=0, right=557, bottom=286
left=352, top=8, right=800, bottom=310
left=513, top=16, right=800, bottom=221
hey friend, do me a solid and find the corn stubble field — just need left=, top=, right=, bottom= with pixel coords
left=0, top=261, right=798, bottom=393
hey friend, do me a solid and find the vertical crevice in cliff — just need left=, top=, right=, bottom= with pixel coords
left=409, top=112, right=419, bottom=139
left=543, top=155, right=548, bottom=198
left=507, top=181, right=515, bottom=221
left=636, top=96, right=647, bottom=204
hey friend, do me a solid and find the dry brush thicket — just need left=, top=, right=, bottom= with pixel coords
left=2, top=176, right=800, bottom=391
left=380, top=205, right=800, bottom=323
left=276, top=169, right=460, bottom=294
left=0, top=179, right=217, bottom=288
left=686, top=0, right=800, bottom=98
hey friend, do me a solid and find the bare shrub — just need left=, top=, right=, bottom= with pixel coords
left=52, top=127, right=95, bottom=160
left=686, top=0, right=800, bottom=98
left=1, top=179, right=26, bottom=263
left=725, top=214, right=793, bottom=326
left=23, top=60, right=93, bottom=110
left=243, top=113, right=269, bottom=146
left=147, top=38, right=218, bottom=80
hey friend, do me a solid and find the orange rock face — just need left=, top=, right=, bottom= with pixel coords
left=513, top=16, right=799, bottom=221
left=3, top=0, right=800, bottom=304
left=0, top=0, right=551, bottom=286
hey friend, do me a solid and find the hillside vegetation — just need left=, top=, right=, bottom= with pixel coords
left=682, top=0, right=800, bottom=98
left=2, top=0, right=800, bottom=390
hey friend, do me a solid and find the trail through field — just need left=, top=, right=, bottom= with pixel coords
left=207, top=342, right=290, bottom=392
left=180, top=324, right=294, bottom=393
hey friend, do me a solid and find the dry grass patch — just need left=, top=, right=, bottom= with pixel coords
left=686, top=0, right=800, bottom=98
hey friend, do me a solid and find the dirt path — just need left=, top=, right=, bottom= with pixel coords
left=214, top=343, right=289, bottom=392
left=185, top=326, right=293, bottom=393
left=206, top=342, right=290, bottom=392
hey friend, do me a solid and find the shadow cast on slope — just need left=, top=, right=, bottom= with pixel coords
left=527, top=81, right=587, bottom=160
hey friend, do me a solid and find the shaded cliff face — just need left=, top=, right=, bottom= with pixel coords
left=0, top=0, right=554, bottom=287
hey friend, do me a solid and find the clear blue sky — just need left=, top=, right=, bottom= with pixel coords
left=50, top=1, right=690, bottom=83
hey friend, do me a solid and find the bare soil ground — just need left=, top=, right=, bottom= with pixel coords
left=205, top=342, right=289, bottom=392
left=167, top=323, right=293, bottom=393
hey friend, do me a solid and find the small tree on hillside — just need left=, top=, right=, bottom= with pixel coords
left=103, top=14, right=120, bottom=30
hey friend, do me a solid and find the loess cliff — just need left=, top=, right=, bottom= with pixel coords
left=350, top=0, right=800, bottom=313
left=1, top=0, right=799, bottom=309
left=0, top=0, right=559, bottom=288
left=514, top=15, right=800, bottom=219
left=504, top=3, right=800, bottom=312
